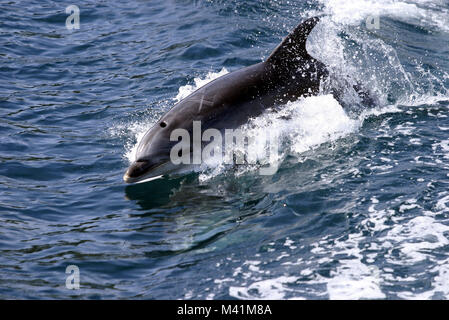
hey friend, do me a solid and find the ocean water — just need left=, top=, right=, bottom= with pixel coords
left=1, top=0, right=449, bottom=299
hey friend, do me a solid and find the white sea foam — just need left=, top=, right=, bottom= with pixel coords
left=327, top=259, right=386, bottom=299
left=218, top=190, right=449, bottom=300
left=229, top=276, right=299, bottom=300
left=194, top=93, right=361, bottom=181
left=309, top=0, right=449, bottom=109
left=319, top=0, right=449, bottom=32
left=175, top=68, right=229, bottom=102
left=109, top=120, right=151, bottom=163
left=270, top=95, right=360, bottom=155
left=315, top=192, right=449, bottom=299
left=124, top=122, right=152, bottom=163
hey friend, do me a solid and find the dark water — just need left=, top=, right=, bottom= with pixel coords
left=1, top=0, right=449, bottom=299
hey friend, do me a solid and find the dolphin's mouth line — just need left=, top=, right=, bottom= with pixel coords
left=123, top=161, right=168, bottom=184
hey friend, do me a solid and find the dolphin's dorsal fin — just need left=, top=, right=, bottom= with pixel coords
left=266, top=17, right=320, bottom=69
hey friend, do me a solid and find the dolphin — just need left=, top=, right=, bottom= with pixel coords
left=123, top=17, right=359, bottom=183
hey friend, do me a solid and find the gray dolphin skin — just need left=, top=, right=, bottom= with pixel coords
left=123, top=17, right=328, bottom=183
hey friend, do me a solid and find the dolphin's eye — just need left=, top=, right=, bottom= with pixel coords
left=160, top=121, right=167, bottom=128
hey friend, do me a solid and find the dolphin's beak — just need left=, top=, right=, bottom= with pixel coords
left=123, top=160, right=157, bottom=184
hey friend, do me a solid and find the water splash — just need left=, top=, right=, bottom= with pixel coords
left=119, top=0, right=449, bottom=176
left=320, top=0, right=449, bottom=32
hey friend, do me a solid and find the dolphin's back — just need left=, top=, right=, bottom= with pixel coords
left=162, top=62, right=270, bottom=130
left=163, top=18, right=328, bottom=129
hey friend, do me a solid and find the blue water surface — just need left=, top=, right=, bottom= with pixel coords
left=1, top=0, right=449, bottom=299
